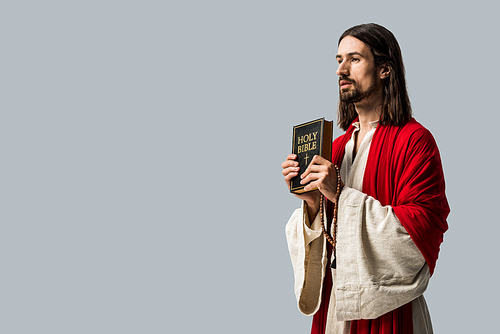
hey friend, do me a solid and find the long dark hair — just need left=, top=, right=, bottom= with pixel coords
left=337, top=23, right=412, bottom=131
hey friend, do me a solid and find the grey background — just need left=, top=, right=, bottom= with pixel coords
left=2, top=1, right=498, bottom=333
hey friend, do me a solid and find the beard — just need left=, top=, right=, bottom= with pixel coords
left=339, top=76, right=378, bottom=103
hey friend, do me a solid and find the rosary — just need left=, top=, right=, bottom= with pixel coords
left=319, top=164, right=342, bottom=269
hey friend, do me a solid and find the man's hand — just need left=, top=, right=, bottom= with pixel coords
left=281, top=154, right=321, bottom=219
left=300, top=155, right=343, bottom=203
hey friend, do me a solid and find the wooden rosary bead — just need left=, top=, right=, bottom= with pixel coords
left=320, top=164, right=341, bottom=260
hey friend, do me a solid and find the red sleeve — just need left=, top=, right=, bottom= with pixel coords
left=392, top=127, right=449, bottom=275
left=363, top=121, right=450, bottom=275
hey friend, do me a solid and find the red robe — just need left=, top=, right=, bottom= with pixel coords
left=311, top=118, right=450, bottom=334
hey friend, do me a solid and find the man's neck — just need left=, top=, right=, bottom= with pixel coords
left=354, top=92, right=383, bottom=132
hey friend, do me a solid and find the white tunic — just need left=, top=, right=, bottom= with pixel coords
left=285, top=121, right=434, bottom=334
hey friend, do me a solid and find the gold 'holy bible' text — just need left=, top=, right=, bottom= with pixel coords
left=297, top=131, right=318, bottom=153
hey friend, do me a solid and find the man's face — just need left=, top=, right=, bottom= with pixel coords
left=336, top=36, right=382, bottom=103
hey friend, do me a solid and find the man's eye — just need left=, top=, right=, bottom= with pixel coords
left=351, top=58, right=359, bottom=62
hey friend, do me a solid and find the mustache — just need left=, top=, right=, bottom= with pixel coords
left=339, top=76, right=355, bottom=84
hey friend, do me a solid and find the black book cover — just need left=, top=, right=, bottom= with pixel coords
left=290, top=118, right=333, bottom=194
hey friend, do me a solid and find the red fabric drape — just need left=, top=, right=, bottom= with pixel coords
left=310, top=242, right=333, bottom=334
left=363, top=119, right=449, bottom=275
left=311, top=118, right=449, bottom=334
left=350, top=303, right=413, bottom=334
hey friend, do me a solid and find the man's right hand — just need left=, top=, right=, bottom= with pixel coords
left=281, top=154, right=321, bottom=219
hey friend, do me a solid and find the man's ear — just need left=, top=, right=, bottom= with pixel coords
left=379, top=65, right=390, bottom=79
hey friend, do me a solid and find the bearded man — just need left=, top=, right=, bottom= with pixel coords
left=281, top=23, right=449, bottom=334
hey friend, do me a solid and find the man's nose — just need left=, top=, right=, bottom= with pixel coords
left=336, top=62, right=349, bottom=77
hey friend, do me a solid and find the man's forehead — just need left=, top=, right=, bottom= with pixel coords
left=336, top=36, right=370, bottom=57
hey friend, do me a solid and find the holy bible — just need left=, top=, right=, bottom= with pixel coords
left=290, top=118, right=333, bottom=194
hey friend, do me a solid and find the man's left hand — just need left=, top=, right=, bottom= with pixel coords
left=300, top=155, right=343, bottom=202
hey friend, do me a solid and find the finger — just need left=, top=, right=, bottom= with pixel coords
left=284, top=170, right=298, bottom=181
left=303, top=180, right=319, bottom=192
left=300, top=157, right=315, bottom=179
left=301, top=164, right=324, bottom=177
left=282, top=166, right=300, bottom=177
left=281, top=158, right=299, bottom=169
left=301, top=161, right=327, bottom=179
left=284, top=168, right=300, bottom=190
left=287, top=154, right=298, bottom=160
left=284, top=172, right=298, bottom=188
left=301, top=155, right=334, bottom=178
left=311, top=155, right=328, bottom=165
left=301, top=171, right=321, bottom=185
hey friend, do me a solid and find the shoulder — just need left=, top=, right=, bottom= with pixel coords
left=383, top=119, right=439, bottom=154
left=402, top=119, right=438, bottom=153
left=400, top=119, right=433, bottom=138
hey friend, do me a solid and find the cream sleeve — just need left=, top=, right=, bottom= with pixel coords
left=285, top=201, right=328, bottom=316
left=333, top=186, right=430, bottom=321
